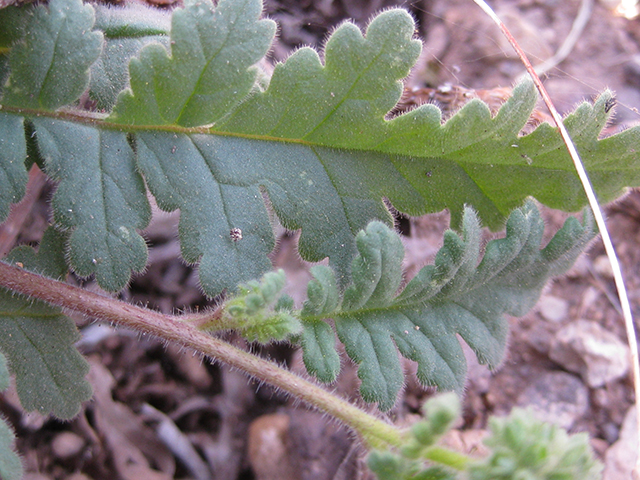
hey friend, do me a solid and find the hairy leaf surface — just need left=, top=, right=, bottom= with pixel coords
left=33, top=118, right=150, bottom=291
left=109, top=0, right=275, bottom=126
left=300, top=202, right=596, bottom=410
left=0, top=229, right=92, bottom=419
left=2, top=0, right=102, bottom=110
left=135, top=132, right=394, bottom=293
left=112, top=4, right=634, bottom=295
left=0, top=5, right=29, bottom=99
left=90, top=4, right=171, bottom=110
left=0, top=113, right=28, bottom=221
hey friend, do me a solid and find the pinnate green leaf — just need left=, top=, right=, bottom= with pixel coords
left=109, top=0, right=275, bottom=126
left=2, top=0, right=102, bottom=110
left=0, top=0, right=637, bottom=301
left=127, top=7, right=634, bottom=296
left=300, top=201, right=596, bottom=410
left=33, top=117, right=150, bottom=291
left=0, top=228, right=92, bottom=419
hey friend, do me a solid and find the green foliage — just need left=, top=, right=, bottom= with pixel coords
left=90, top=3, right=171, bottom=110
left=2, top=0, right=102, bottom=110
left=368, top=393, right=464, bottom=479
left=0, top=229, right=92, bottom=419
left=367, top=392, right=602, bottom=480
left=467, top=409, right=603, bottom=480
left=109, top=0, right=275, bottom=126
left=218, top=269, right=301, bottom=342
left=0, top=114, right=27, bottom=220
left=0, top=0, right=637, bottom=295
left=218, top=8, right=421, bottom=143
left=33, top=118, right=150, bottom=291
left=300, top=201, right=596, bottom=410
left=402, top=394, right=461, bottom=459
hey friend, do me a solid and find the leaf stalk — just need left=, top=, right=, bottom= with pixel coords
left=0, top=261, right=404, bottom=450
left=422, top=445, right=470, bottom=471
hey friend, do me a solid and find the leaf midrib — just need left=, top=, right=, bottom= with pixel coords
left=0, top=104, right=620, bottom=179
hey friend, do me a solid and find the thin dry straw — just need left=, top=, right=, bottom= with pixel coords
left=473, top=0, right=640, bottom=474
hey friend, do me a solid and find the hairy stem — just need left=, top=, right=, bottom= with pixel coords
left=423, top=446, right=470, bottom=471
left=0, top=260, right=404, bottom=449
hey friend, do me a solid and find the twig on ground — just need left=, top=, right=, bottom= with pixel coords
left=533, top=0, right=593, bottom=76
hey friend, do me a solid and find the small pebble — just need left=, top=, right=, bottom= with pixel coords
left=593, top=255, right=614, bottom=279
left=604, top=407, right=638, bottom=480
left=538, top=295, right=569, bottom=323
left=517, top=371, right=589, bottom=430
left=550, top=320, right=630, bottom=388
left=51, top=431, right=85, bottom=460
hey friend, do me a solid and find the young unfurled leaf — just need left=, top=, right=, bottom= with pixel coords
left=206, top=269, right=301, bottom=342
left=368, top=393, right=463, bottom=480
left=367, top=392, right=601, bottom=480
left=2, top=0, right=102, bottom=110
left=300, top=202, right=596, bottom=410
left=109, top=0, right=275, bottom=126
left=468, top=408, right=602, bottom=480
left=0, top=228, right=92, bottom=419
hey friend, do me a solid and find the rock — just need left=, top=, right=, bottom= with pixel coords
left=604, top=407, right=638, bottom=480
left=288, top=409, right=356, bottom=480
left=549, top=320, right=630, bottom=388
left=442, top=429, right=490, bottom=459
left=248, top=414, right=297, bottom=480
left=517, top=371, right=589, bottom=430
left=593, top=255, right=614, bottom=279
left=538, top=295, right=569, bottom=323
left=66, top=475, right=92, bottom=480
left=51, top=431, right=85, bottom=460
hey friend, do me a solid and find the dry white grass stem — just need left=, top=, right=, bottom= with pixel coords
left=473, top=0, right=640, bottom=475
left=533, top=0, right=593, bottom=77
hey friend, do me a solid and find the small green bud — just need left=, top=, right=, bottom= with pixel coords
left=245, top=293, right=265, bottom=314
